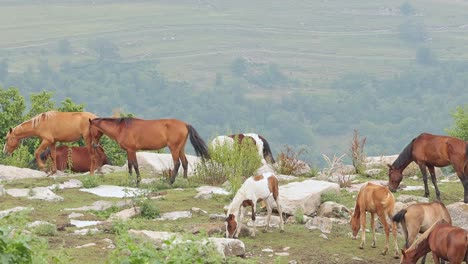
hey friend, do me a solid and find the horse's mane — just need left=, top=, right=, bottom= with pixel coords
left=407, top=219, right=445, bottom=251
left=259, top=135, right=275, bottom=161
left=13, top=111, right=57, bottom=133
left=391, top=138, right=416, bottom=170
left=98, top=117, right=136, bottom=126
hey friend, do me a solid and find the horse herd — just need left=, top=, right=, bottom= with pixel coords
left=3, top=111, right=468, bottom=263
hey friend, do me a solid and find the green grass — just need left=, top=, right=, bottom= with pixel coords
left=1, top=170, right=461, bottom=263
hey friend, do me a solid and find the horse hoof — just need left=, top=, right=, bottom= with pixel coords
left=359, top=246, right=364, bottom=250
left=371, top=245, right=376, bottom=248
left=280, top=229, right=285, bottom=233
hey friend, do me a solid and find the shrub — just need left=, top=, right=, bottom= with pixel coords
left=32, top=222, right=57, bottom=236
left=0, top=144, right=33, bottom=168
left=348, top=129, right=366, bottom=175
left=294, top=207, right=305, bottom=224
left=193, top=138, right=261, bottom=193
left=136, top=197, right=160, bottom=219
left=275, top=145, right=309, bottom=175
left=108, top=232, right=223, bottom=264
left=80, top=175, right=101, bottom=188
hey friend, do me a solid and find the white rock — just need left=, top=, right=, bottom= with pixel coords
left=195, top=186, right=230, bottom=199
left=0, top=206, right=32, bottom=219
left=79, top=185, right=147, bottom=198
left=0, top=165, right=47, bottom=181
left=70, top=219, right=102, bottom=228
left=157, top=211, right=192, bottom=220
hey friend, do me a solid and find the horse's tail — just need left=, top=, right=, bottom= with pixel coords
left=392, top=209, right=407, bottom=223
left=464, top=142, right=468, bottom=173
left=187, top=125, right=210, bottom=159
left=260, top=136, right=275, bottom=164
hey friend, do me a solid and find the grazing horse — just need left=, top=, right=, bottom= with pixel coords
left=400, top=220, right=468, bottom=264
left=225, top=172, right=284, bottom=238
left=37, top=145, right=111, bottom=173
left=393, top=201, right=452, bottom=263
left=3, top=111, right=102, bottom=174
left=88, top=117, right=209, bottom=185
left=388, top=133, right=468, bottom=202
left=211, top=133, right=275, bottom=164
left=350, top=182, right=399, bottom=258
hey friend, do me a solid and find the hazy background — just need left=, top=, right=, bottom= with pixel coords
left=1, top=0, right=468, bottom=166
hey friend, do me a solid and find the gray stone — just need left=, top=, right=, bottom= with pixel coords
left=278, top=179, right=340, bottom=215
left=0, top=165, right=47, bottom=181
left=132, top=152, right=201, bottom=176
left=70, top=219, right=102, bottom=228
left=109, top=207, right=140, bottom=221
left=29, top=187, right=64, bottom=202
left=207, top=237, right=246, bottom=258
left=195, top=186, right=230, bottom=199
left=80, top=185, right=147, bottom=198
left=75, top=243, right=96, bottom=249
left=157, top=211, right=192, bottom=220
left=209, top=214, right=226, bottom=220
left=65, top=200, right=114, bottom=211
left=73, top=228, right=100, bottom=235
left=396, top=194, right=429, bottom=203
left=446, top=202, right=468, bottom=230
left=317, top=201, right=350, bottom=218
left=247, top=215, right=282, bottom=228
left=48, top=179, right=83, bottom=190
left=0, top=206, right=32, bottom=219
left=305, top=216, right=333, bottom=234
left=68, top=212, right=84, bottom=219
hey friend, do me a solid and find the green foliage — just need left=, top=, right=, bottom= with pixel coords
left=57, top=97, right=84, bottom=112
left=294, top=207, right=305, bottom=224
left=56, top=39, right=72, bottom=55
left=0, top=86, right=25, bottom=139
left=446, top=105, right=468, bottom=140
left=134, top=197, right=160, bottom=219
left=108, top=232, right=223, bottom=264
left=398, top=20, right=428, bottom=43
left=80, top=175, right=101, bottom=188
left=194, top=138, right=262, bottom=192
left=416, top=46, right=437, bottom=65
left=90, top=205, right=121, bottom=220
left=400, top=2, right=416, bottom=16
left=31, top=223, right=57, bottom=236
left=0, top=144, right=33, bottom=168
left=88, top=38, right=120, bottom=61
left=98, top=136, right=127, bottom=166
left=26, top=91, right=55, bottom=119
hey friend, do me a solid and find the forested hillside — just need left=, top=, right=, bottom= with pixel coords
left=1, top=0, right=468, bottom=165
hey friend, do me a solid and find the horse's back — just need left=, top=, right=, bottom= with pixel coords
left=406, top=201, right=452, bottom=233
left=35, top=111, right=98, bottom=141
left=358, top=182, right=394, bottom=213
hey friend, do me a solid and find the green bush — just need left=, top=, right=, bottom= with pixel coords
left=108, top=232, right=223, bottom=264
left=32, top=223, right=57, bottom=236
left=0, top=144, right=33, bottom=168
left=193, top=138, right=262, bottom=193
left=80, top=175, right=101, bottom=188
left=135, top=197, right=160, bottom=219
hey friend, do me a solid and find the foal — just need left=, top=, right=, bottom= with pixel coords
left=350, top=182, right=399, bottom=258
left=225, top=172, right=284, bottom=238
left=401, top=220, right=468, bottom=264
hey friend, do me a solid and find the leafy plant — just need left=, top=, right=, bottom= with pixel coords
left=135, top=197, right=160, bottom=219
left=32, top=222, right=57, bottom=236
left=80, top=175, right=101, bottom=188
left=194, top=138, right=261, bottom=193
left=348, top=129, right=366, bottom=175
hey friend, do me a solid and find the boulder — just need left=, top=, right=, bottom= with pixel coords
left=246, top=215, right=282, bottom=228
left=7, top=187, right=63, bottom=202
left=446, top=202, right=468, bottom=230
left=278, top=180, right=340, bottom=215
left=156, top=211, right=192, bottom=221
left=110, top=207, right=140, bottom=221
left=132, top=152, right=201, bottom=176
left=79, top=185, right=147, bottom=198
left=207, top=237, right=246, bottom=258
left=0, top=165, right=47, bottom=181
left=0, top=206, right=32, bottom=219
left=396, top=194, right=429, bottom=203
left=48, top=179, right=83, bottom=190
left=317, top=201, right=350, bottom=218
left=195, top=186, right=230, bottom=199
left=305, top=217, right=333, bottom=234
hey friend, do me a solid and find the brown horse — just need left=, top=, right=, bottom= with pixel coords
left=3, top=111, right=102, bottom=174
left=211, top=133, right=276, bottom=164
left=88, top=117, right=209, bottom=185
left=388, top=133, right=468, bottom=202
left=350, top=182, right=399, bottom=258
left=400, top=220, right=468, bottom=264
left=393, top=201, right=452, bottom=263
left=37, top=145, right=111, bottom=173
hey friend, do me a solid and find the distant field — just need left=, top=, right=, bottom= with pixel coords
left=1, top=0, right=468, bottom=88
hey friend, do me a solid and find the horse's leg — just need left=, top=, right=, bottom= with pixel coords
left=377, top=211, right=389, bottom=255
left=34, top=140, right=53, bottom=172
left=428, top=166, right=441, bottom=200
left=370, top=212, right=376, bottom=248
left=236, top=207, right=246, bottom=238
left=460, top=176, right=468, bottom=203
left=419, top=164, right=430, bottom=198
left=179, top=149, right=189, bottom=179
left=359, top=209, right=366, bottom=249
left=84, top=135, right=96, bottom=176
left=276, top=197, right=284, bottom=232
left=264, top=200, right=272, bottom=233
left=169, top=148, right=181, bottom=185
left=49, top=143, right=57, bottom=174
left=127, top=151, right=140, bottom=185
left=431, top=252, right=441, bottom=264
left=391, top=219, right=399, bottom=258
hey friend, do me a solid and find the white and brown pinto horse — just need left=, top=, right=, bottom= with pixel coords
left=212, top=133, right=275, bottom=164
left=350, top=182, right=399, bottom=258
left=225, top=172, right=284, bottom=238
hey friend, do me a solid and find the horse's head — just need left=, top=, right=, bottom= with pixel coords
left=387, top=164, right=403, bottom=192
left=349, top=210, right=360, bottom=239
left=3, top=128, right=20, bottom=155
left=225, top=214, right=238, bottom=238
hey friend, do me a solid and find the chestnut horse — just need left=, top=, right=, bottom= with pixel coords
left=88, top=117, right=209, bottom=185
left=388, top=133, right=468, bottom=202
left=225, top=172, right=284, bottom=238
left=393, top=201, right=452, bottom=263
left=211, top=133, right=275, bottom=164
left=3, top=111, right=102, bottom=174
left=400, top=220, right=468, bottom=264
left=350, top=182, right=399, bottom=258
left=37, top=145, right=111, bottom=173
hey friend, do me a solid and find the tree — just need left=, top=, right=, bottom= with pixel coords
left=398, top=20, right=428, bottom=43
left=400, top=2, right=416, bottom=16
left=416, top=46, right=437, bottom=65
left=57, top=39, right=72, bottom=55
left=0, top=86, right=26, bottom=139
left=26, top=91, right=55, bottom=119
left=230, top=57, right=248, bottom=77
left=88, top=38, right=120, bottom=61
left=446, top=105, right=468, bottom=141
left=57, top=98, right=84, bottom=112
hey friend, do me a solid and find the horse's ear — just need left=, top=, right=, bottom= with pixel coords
left=9, top=128, right=12, bottom=133
left=88, top=118, right=92, bottom=124
left=387, top=163, right=393, bottom=170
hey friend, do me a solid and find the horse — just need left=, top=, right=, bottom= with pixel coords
left=400, top=220, right=468, bottom=264
left=388, top=133, right=468, bottom=202
left=3, top=111, right=102, bottom=175
left=37, top=145, right=111, bottom=173
left=88, top=117, right=209, bottom=185
left=225, top=172, right=284, bottom=238
left=211, top=133, right=275, bottom=164
left=350, top=182, right=399, bottom=258
left=393, top=201, right=452, bottom=263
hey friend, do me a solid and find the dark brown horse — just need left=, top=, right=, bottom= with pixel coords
left=3, top=111, right=102, bottom=175
left=211, top=133, right=275, bottom=164
left=400, top=220, right=468, bottom=264
left=388, top=133, right=468, bottom=202
left=37, top=145, right=111, bottom=173
left=393, top=201, right=452, bottom=263
left=88, top=117, right=209, bottom=185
